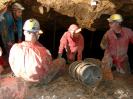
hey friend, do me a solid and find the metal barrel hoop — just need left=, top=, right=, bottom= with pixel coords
left=69, top=60, right=102, bottom=86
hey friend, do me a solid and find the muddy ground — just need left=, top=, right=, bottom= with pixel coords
left=25, top=72, right=133, bottom=99
left=0, top=67, right=133, bottom=99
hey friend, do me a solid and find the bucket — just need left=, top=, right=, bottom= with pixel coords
left=69, top=60, right=102, bottom=86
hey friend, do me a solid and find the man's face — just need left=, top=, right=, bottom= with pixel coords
left=29, top=33, right=40, bottom=41
left=109, top=21, right=120, bottom=30
left=13, top=9, right=22, bottom=17
left=24, top=31, right=40, bottom=42
left=70, top=28, right=81, bottom=38
left=73, top=33, right=80, bottom=38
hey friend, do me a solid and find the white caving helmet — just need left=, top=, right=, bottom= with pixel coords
left=12, top=2, right=24, bottom=11
left=68, top=24, right=81, bottom=35
left=23, top=18, right=43, bottom=34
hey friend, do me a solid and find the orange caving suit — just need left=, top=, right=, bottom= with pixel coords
left=58, top=31, right=84, bottom=61
left=101, top=27, right=133, bottom=73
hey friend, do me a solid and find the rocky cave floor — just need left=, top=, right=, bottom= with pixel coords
left=26, top=72, right=133, bottom=99
left=0, top=66, right=133, bottom=99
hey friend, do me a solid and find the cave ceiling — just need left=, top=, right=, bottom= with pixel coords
left=1, top=0, right=133, bottom=31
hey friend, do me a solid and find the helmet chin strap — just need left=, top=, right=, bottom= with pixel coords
left=37, top=35, right=40, bottom=40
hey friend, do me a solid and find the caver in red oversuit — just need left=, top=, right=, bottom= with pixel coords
left=100, top=14, right=133, bottom=80
left=58, top=24, right=84, bottom=63
left=9, top=19, right=66, bottom=83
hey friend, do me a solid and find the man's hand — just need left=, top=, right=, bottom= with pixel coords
left=100, top=35, right=108, bottom=50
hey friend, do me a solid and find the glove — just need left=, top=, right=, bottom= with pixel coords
left=58, top=53, right=62, bottom=58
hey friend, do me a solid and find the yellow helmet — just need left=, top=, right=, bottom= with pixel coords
left=107, top=14, right=123, bottom=23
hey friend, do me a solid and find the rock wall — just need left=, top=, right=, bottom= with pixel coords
left=1, top=0, right=133, bottom=30
left=0, top=0, right=133, bottom=31
left=0, top=0, right=13, bottom=13
left=19, top=0, right=133, bottom=31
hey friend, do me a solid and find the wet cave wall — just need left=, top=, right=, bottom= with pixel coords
left=1, top=0, right=133, bottom=72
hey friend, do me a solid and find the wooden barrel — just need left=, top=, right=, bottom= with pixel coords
left=69, top=60, right=102, bottom=86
